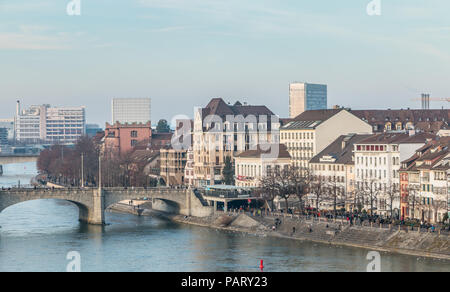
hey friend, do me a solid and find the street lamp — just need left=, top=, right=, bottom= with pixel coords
left=81, top=153, right=84, bottom=188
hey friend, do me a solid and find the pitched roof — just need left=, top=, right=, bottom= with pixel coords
left=357, top=132, right=435, bottom=145
left=351, top=109, right=449, bottom=124
left=400, top=137, right=450, bottom=171
left=235, top=144, right=291, bottom=159
left=282, top=109, right=344, bottom=130
left=310, top=134, right=372, bottom=165
left=201, top=98, right=274, bottom=119
left=289, top=108, right=450, bottom=133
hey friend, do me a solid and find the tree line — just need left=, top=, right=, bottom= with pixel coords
left=37, top=136, right=159, bottom=188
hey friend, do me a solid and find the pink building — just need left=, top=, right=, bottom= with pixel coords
left=104, top=122, right=152, bottom=157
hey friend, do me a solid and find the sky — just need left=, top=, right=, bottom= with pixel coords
left=0, top=0, right=449, bottom=127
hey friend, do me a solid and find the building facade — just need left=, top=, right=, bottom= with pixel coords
left=160, top=148, right=187, bottom=186
left=281, top=109, right=373, bottom=171
left=309, top=134, right=372, bottom=211
left=289, top=82, right=327, bottom=118
left=104, top=122, right=152, bottom=157
left=112, top=98, right=151, bottom=124
left=193, top=98, right=278, bottom=186
left=15, top=101, right=85, bottom=144
left=234, top=144, right=291, bottom=187
left=399, top=138, right=450, bottom=223
left=45, top=106, right=86, bottom=143
left=354, top=133, right=433, bottom=217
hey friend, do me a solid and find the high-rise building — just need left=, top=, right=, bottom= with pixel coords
left=112, top=98, right=151, bottom=124
left=289, top=82, right=327, bottom=118
left=14, top=101, right=86, bottom=144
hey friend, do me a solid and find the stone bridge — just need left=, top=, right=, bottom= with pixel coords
left=0, top=187, right=213, bottom=225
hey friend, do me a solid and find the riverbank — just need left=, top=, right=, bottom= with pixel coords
left=107, top=204, right=450, bottom=261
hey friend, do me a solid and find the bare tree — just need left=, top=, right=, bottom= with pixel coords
left=309, top=173, right=327, bottom=212
left=325, top=175, right=346, bottom=219
left=384, top=182, right=400, bottom=219
left=356, top=179, right=380, bottom=216
left=288, top=166, right=310, bottom=212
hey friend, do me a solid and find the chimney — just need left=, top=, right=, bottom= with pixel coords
left=421, top=93, right=430, bottom=110
left=16, top=100, right=20, bottom=116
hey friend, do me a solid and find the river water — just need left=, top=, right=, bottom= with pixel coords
left=0, top=163, right=449, bottom=272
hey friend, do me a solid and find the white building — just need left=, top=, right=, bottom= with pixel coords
left=354, top=132, right=433, bottom=216
left=112, top=98, right=151, bottom=124
left=281, top=109, right=373, bottom=171
left=234, top=144, right=291, bottom=187
left=289, top=82, right=327, bottom=118
left=15, top=101, right=86, bottom=144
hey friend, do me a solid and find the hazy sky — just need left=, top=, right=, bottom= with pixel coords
left=0, top=0, right=449, bottom=127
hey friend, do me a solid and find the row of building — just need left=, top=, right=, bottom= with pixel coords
left=140, top=98, right=449, bottom=223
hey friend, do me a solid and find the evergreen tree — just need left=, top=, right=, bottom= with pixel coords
left=156, top=119, right=171, bottom=133
left=222, top=156, right=235, bottom=185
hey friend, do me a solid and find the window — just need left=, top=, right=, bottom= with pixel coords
left=131, top=140, right=138, bottom=147
left=131, top=130, right=138, bottom=137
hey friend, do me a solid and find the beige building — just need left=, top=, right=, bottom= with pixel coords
left=160, top=148, right=187, bottom=186
left=193, top=98, right=279, bottom=186
left=235, top=144, right=291, bottom=187
left=281, top=109, right=373, bottom=170
left=309, top=134, right=372, bottom=211
left=184, top=148, right=195, bottom=186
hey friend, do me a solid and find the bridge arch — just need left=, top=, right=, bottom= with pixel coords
left=102, top=188, right=186, bottom=215
left=0, top=189, right=99, bottom=224
left=0, top=198, right=91, bottom=224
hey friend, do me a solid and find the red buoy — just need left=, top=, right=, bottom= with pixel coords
left=260, top=260, right=264, bottom=271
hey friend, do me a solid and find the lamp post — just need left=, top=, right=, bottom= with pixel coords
left=81, top=153, right=84, bottom=188
left=98, top=154, right=102, bottom=190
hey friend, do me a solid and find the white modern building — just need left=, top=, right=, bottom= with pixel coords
left=45, top=106, right=86, bottom=143
left=15, top=101, right=86, bottom=144
left=112, top=98, right=151, bottom=124
left=354, top=132, right=433, bottom=216
left=289, top=82, right=327, bottom=118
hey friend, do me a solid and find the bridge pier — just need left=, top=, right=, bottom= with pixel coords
left=81, top=189, right=105, bottom=225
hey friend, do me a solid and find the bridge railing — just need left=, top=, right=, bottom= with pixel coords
left=0, top=186, right=190, bottom=195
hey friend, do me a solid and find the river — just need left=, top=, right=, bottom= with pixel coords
left=0, top=162, right=449, bottom=272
